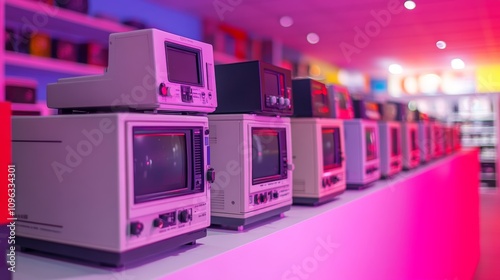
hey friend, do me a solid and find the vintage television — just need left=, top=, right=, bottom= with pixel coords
left=416, top=111, right=434, bottom=163
left=291, top=119, right=345, bottom=205
left=327, top=84, right=354, bottom=119
left=432, top=120, right=445, bottom=158
left=290, top=78, right=345, bottom=205
left=344, top=100, right=381, bottom=189
left=47, top=29, right=217, bottom=114
left=208, top=114, right=293, bottom=230
left=213, top=61, right=293, bottom=116
left=12, top=113, right=214, bottom=267
left=394, top=102, right=420, bottom=170
left=378, top=103, right=402, bottom=178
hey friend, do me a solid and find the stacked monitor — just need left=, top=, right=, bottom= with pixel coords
left=209, top=61, right=294, bottom=230
left=12, top=29, right=217, bottom=267
left=290, top=79, right=346, bottom=205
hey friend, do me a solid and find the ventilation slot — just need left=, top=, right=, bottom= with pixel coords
left=211, top=190, right=225, bottom=210
left=194, top=132, right=203, bottom=177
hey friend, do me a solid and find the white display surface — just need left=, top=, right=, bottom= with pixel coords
left=14, top=150, right=479, bottom=280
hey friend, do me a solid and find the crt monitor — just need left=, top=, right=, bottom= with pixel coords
left=47, top=28, right=217, bottom=113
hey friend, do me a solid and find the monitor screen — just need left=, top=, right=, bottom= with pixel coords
left=390, top=127, right=400, bottom=156
left=411, top=129, right=417, bottom=151
left=426, top=126, right=432, bottom=153
left=365, top=127, right=377, bottom=161
left=264, top=70, right=280, bottom=96
left=133, top=129, right=187, bottom=203
left=252, top=128, right=281, bottom=180
left=322, top=127, right=342, bottom=170
left=165, top=43, right=202, bottom=85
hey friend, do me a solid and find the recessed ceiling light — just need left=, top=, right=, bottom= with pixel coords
left=436, top=41, right=446, bottom=49
left=388, top=64, right=403, bottom=74
left=404, top=0, right=416, bottom=10
left=307, top=33, right=320, bottom=44
left=451, top=58, right=465, bottom=69
left=280, top=16, right=294, bottom=27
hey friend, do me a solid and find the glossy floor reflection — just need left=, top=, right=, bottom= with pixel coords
left=474, top=188, right=500, bottom=280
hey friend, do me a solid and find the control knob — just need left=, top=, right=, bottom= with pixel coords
left=278, top=97, right=285, bottom=106
left=130, top=222, right=144, bottom=236
left=159, top=83, right=169, bottom=97
left=270, top=96, right=277, bottom=105
left=331, top=176, right=339, bottom=184
left=207, top=168, right=216, bottom=184
left=178, top=210, right=190, bottom=223
left=273, top=191, right=279, bottom=199
left=284, top=98, right=291, bottom=107
left=153, top=218, right=164, bottom=228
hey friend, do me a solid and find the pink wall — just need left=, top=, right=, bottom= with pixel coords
left=167, top=149, right=479, bottom=280
left=13, top=150, right=479, bottom=279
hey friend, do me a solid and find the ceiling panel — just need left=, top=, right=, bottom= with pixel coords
left=151, top=0, right=500, bottom=75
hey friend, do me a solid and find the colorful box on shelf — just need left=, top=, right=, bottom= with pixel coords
left=29, top=33, right=52, bottom=58
left=55, top=0, right=88, bottom=14
left=4, top=27, right=30, bottom=54
left=5, top=77, right=37, bottom=104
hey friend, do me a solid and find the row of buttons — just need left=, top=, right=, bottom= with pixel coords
left=266, top=95, right=291, bottom=109
left=253, top=190, right=279, bottom=205
left=129, top=209, right=192, bottom=236
left=159, top=83, right=212, bottom=101
left=366, top=166, right=379, bottom=174
left=322, top=175, right=341, bottom=188
left=390, top=161, right=400, bottom=168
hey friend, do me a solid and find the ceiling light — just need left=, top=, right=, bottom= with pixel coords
left=418, top=74, right=442, bottom=94
left=451, top=58, right=465, bottom=69
left=436, top=41, right=446, bottom=49
left=404, top=0, right=416, bottom=10
left=388, top=64, right=403, bottom=74
left=307, top=33, right=320, bottom=44
left=280, top=16, right=294, bottom=27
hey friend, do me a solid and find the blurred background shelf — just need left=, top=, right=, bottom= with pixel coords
left=5, top=51, right=105, bottom=75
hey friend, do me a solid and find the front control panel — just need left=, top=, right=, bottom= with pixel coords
left=265, top=94, right=292, bottom=110
left=158, top=83, right=215, bottom=107
left=127, top=202, right=208, bottom=241
left=249, top=186, right=291, bottom=209
left=321, top=172, right=344, bottom=189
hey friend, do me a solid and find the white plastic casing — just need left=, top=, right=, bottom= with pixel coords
left=378, top=121, right=403, bottom=177
left=12, top=113, right=210, bottom=252
left=208, top=114, right=293, bottom=220
left=402, top=122, right=420, bottom=169
left=47, top=29, right=217, bottom=113
left=291, top=118, right=346, bottom=200
left=343, top=119, right=381, bottom=185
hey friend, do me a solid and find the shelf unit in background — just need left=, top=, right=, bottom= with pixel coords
left=391, top=93, right=500, bottom=189
left=1, top=0, right=134, bottom=114
left=449, top=96, right=500, bottom=189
